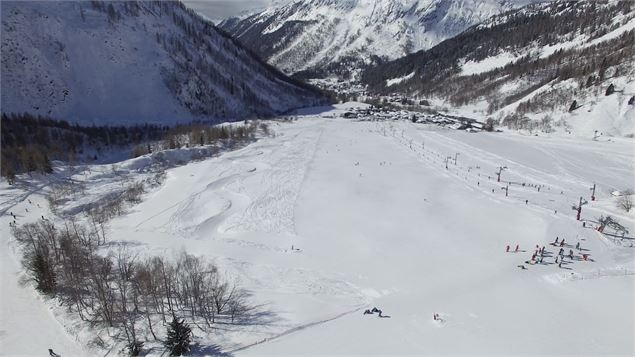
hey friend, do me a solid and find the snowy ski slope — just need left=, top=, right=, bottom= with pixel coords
left=0, top=104, right=633, bottom=355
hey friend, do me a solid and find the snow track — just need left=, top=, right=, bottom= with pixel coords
left=1, top=108, right=633, bottom=356
left=221, top=128, right=323, bottom=235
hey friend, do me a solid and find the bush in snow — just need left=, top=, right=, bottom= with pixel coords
left=617, top=189, right=633, bottom=213
left=483, top=118, right=496, bottom=132
left=26, top=249, right=56, bottom=295
left=128, top=340, right=144, bottom=356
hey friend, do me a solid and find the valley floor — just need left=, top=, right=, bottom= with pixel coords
left=1, top=104, right=634, bottom=356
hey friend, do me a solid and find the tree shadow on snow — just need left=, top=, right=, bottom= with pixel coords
left=216, top=308, right=278, bottom=328
left=190, top=343, right=233, bottom=357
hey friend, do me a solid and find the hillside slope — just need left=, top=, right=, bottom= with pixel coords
left=1, top=1, right=326, bottom=126
left=362, top=0, right=635, bottom=136
left=1, top=109, right=633, bottom=355
left=219, top=0, right=530, bottom=79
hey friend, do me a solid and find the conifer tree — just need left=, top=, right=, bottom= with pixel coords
left=165, top=317, right=192, bottom=356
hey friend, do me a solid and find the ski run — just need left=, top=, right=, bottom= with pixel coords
left=1, top=103, right=633, bottom=356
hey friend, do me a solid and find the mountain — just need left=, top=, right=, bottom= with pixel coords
left=0, top=1, right=326, bottom=126
left=362, top=0, right=635, bottom=137
left=219, top=0, right=531, bottom=79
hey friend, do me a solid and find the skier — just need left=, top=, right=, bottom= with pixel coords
left=569, top=249, right=574, bottom=259
left=560, top=239, right=565, bottom=247
left=526, top=199, right=528, bottom=205
left=555, top=237, right=559, bottom=245
left=506, top=245, right=510, bottom=253
left=555, top=256, right=559, bottom=264
left=515, top=244, right=519, bottom=252
left=576, top=242, right=580, bottom=250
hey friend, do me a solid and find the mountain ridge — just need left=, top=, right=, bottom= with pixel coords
left=361, top=0, right=635, bottom=136
left=220, top=0, right=532, bottom=79
left=1, top=0, right=326, bottom=126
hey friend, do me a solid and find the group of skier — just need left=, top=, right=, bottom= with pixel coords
left=530, top=244, right=547, bottom=263
left=513, top=236, right=589, bottom=269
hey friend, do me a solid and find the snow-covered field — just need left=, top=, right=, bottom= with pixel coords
left=1, top=104, right=634, bottom=356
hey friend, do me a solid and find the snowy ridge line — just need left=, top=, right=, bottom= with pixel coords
left=227, top=306, right=364, bottom=353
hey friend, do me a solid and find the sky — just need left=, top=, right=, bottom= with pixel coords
left=182, top=0, right=288, bottom=23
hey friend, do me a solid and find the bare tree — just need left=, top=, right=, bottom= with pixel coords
left=617, top=189, right=633, bottom=212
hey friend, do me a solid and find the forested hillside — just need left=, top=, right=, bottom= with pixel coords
left=1, top=1, right=326, bottom=126
left=362, top=0, right=635, bottom=136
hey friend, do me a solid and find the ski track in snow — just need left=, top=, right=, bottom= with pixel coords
left=220, top=127, right=323, bottom=235
left=1, top=106, right=633, bottom=356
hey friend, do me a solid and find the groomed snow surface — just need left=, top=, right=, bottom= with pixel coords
left=1, top=103, right=634, bottom=356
